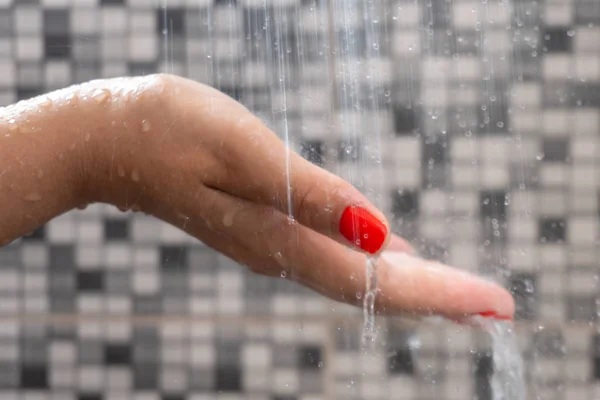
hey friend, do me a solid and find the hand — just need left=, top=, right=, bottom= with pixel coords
left=1, top=74, right=515, bottom=321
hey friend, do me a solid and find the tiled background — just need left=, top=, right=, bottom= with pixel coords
left=0, top=0, right=600, bottom=399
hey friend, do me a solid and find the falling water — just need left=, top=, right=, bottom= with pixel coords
left=362, top=255, right=379, bottom=346
left=485, top=320, right=526, bottom=400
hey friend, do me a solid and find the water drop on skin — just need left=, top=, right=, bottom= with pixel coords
left=36, top=170, right=44, bottom=179
left=280, top=271, right=287, bottom=278
left=92, top=89, right=111, bottom=104
left=131, top=170, right=140, bottom=182
left=222, top=211, right=234, bottom=227
left=84, top=133, right=91, bottom=143
left=24, top=192, right=42, bottom=202
left=141, top=120, right=151, bottom=133
left=117, top=165, right=125, bottom=178
left=39, top=98, right=53, bottom=109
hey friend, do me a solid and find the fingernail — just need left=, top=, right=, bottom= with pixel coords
left=477, top=311, right=513, bottom=321
left=339, top=206, right=388, bottom=254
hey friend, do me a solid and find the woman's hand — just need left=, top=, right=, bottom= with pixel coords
left=0, top=74, right=515, bottom=321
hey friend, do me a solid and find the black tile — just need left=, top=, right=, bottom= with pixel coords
left=104, top=344, right=131, bottom=365
left=17, top=88, right=43, bottom=101
left=273, top=397, right=297, bottom=400
left=391, top=190, right=419, bottom=217
left=129, top=62, right=158, bottom=76
left=77, top=271, right=104, bottom=292
left=156, top=8, right=186, bottom=36
left=592, top=334, right=600, bottom=356
left=479, top=191, right=508, bottom=220
left=394, top=106, right=419, bottom=135
left=215, top=366, right=242, bottom=392
left=44, top=35, right=71, bottom=59
left=539, top=218, right=566, bottom=243
left=160, top=246, right=189, bottom=270
left=100, top=0, right=124, bottom=4
left=20, top=366, right=48, bottom=389
left=542, top=139, right=569, bottom=162
left=78, top=394, right=103, bottom=400
left=543, top=28, right=572, bottom=53
left=298, top=346, right=322, bottom=370
left=474, top=353, right=493, bottom=400
left=22, top=226, right=46, bottom=241
left=387, top=348, right=414, bottom=375
left=162, top=396, right=184, bottom=400
left=594, top=357, right=600, bottom=380
left=104, top=219, right=129, bottom=241
left=300, top=140, right=325, bottom=167
left=508, top=273, right=537, bottom=320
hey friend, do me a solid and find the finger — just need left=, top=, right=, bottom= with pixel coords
left=386, top=234, right=414, bottom=254
left=194, top=187, right=514, bottom=320
left=211, top=114, right=390, bottom=255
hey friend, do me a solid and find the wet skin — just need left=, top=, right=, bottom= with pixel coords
left=0, top=74, right=515, bottom=322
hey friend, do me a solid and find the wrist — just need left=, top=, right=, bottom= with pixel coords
left=79, top=75, right=174, bottom=209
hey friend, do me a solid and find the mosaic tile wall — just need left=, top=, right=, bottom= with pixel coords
left=0, top=0, right=600, bottom=399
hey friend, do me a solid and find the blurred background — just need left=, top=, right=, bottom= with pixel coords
left=0, top=0, right=599, bottom=399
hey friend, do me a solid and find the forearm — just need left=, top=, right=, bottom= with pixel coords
left=0, top=76, right=164, bottom=245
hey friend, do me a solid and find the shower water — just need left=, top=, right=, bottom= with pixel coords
left=485, top=319, right=526, bottom=400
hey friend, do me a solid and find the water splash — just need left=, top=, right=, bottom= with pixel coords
left=361, top=255, right=379, bottom=346
left=485, top=320, right=526, bottom=400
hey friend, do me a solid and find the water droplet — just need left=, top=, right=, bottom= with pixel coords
left=131, top=170, right=140, bottom=182
left=36, top=170, right=44, bottom=179
left=39, top=98, right=53, bottom=109
left=356, top=292, right=363, bottom=299
left=92, top=89, right=111, bottom=104
left=280, top=271, right=287, bottom=278
left=223, top=211, right=234, bottom=227
left=24, top=192, right=41, bottom=202
left=117, top=165, right=125, bottom=178
left=141, top=120, right=151, bottom=133
left=84, top=133, right=91, bottom=143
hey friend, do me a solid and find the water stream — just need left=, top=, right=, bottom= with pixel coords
left=486, top=320, right=527, bottom=400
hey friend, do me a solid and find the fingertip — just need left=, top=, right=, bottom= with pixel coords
left=338, top=205, right=389, bottom=255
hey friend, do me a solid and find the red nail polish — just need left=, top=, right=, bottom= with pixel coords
left=478, top=311, right=513, bottom=321
left=339, top=206, right=388, bottom=254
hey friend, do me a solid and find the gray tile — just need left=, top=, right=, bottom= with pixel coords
left=0, top=12, right=12, bottom=36
left=189, top=368, right=214, bottom=391
left=78, top=340, right=104, bottom=365
left=49, top=246, right=75, bottom=271
left=22, top=340, right=48, bottom=364
left=105, top=271, right=130, bottom=295
left=44, top=9, right=70, bottom=35
left=272, top=344, right=297, bottom=368
left=0, top=363, right=19, bottom=388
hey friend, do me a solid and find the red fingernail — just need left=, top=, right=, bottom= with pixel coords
left=339, top=206, right=388, bottom=254
left=478, top=311, right=513, bottom=321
